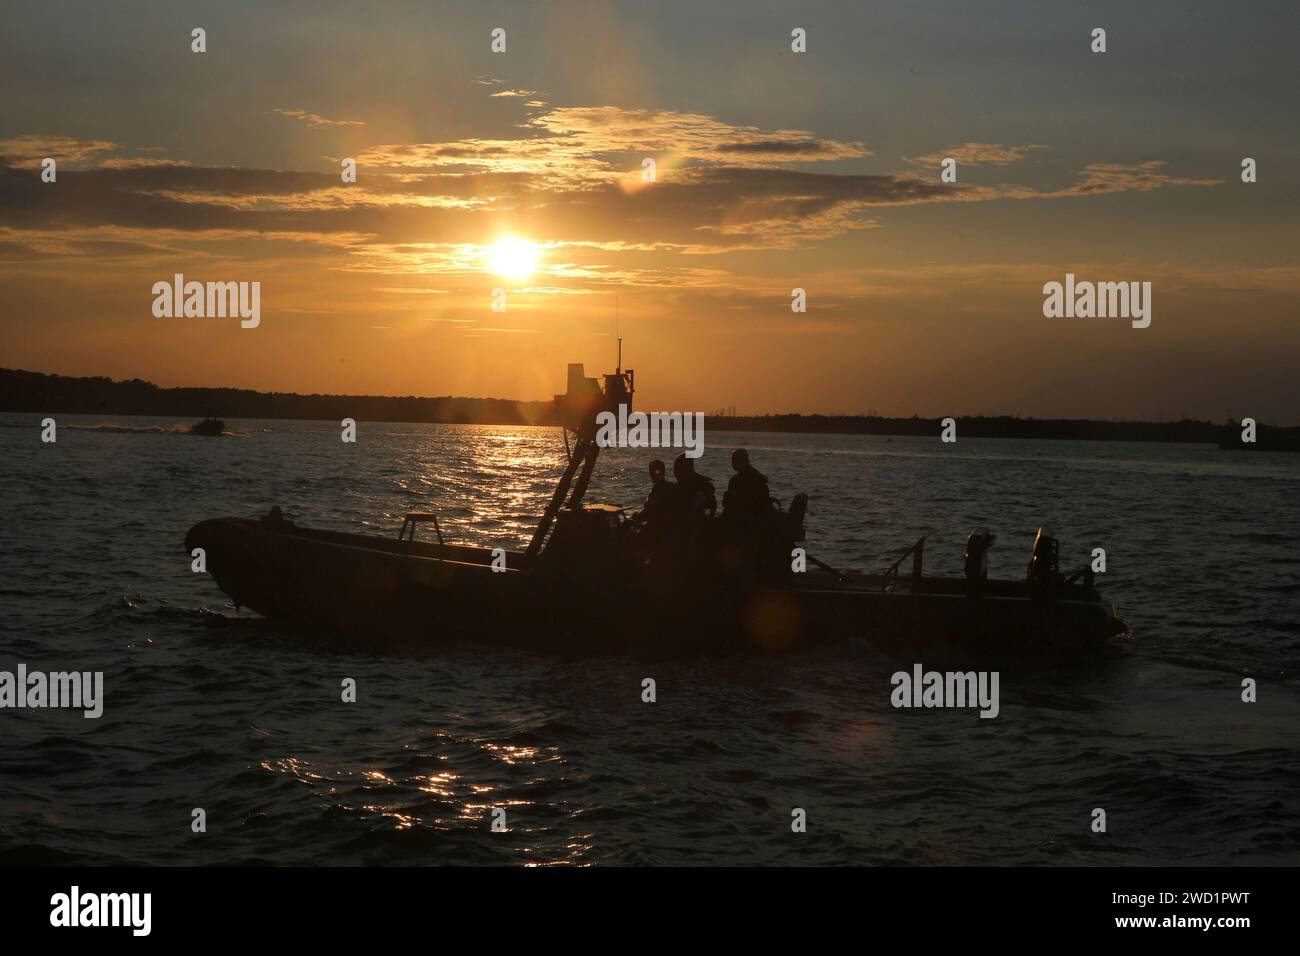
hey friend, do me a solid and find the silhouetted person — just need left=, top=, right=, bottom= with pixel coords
left=672, top=453, right=716, bottom=521
left=722, top=448, right=770, bottom=520
left=632, top=459, right=676, bottom=574
left=719, top=448, right=777, bottom=579
left=632, top=459, right=674, bottom=525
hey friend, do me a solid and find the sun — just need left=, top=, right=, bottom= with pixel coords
left=487, top=236, right=541, bottom=279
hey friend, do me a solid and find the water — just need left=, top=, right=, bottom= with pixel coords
left=1, top=413, right=1297, bottom=865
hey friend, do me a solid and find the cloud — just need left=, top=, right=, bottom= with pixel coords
left=0, top=136, right=195, bottom=173
left=0, top=104, right=1224, bottom=278
left=906, top=143, right=1047, bottom=167
left=273, top=108, right=366, bottom=128
left=356, top=106, right=869, bottom=182
left=527, top=106, right=871, bottom=167
left=1065, top=160, right=1220, bottom=194
left=98, top=157, right=192, bottom=170
left=0, top=135, right=119, bottom=167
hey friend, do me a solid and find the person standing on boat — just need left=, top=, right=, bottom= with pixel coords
left=632, top=460, right=676, bottom=570
left=670, top=454, right=717, bottom=574
left=672, top=453, right=716, bottom=521
left=721, top=448, right=770, bottom=520
left=632, top=459, right=675, bottom=526
left=720, top=448, right=778, bottom=579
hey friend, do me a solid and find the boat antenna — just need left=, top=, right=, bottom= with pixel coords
left=615, top=294, right=621, bottom=373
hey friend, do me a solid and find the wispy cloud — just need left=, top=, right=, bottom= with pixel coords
left=356, top=106, right=870, bottom=181
left=273, top=108, right=366, bottom=128
left=0, top=135, right=119, bottom=167
left=98, top=157, right=192, bottom=170
left=906, top=143, right=1047, bottom=167
left=1067, top=160, right=1220, bottom=194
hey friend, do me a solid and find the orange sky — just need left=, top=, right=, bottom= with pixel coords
left=2, top=2, right=1297, bottom=422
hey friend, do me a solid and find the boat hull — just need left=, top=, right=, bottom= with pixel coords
left=185, top=517, right=1129, bottom=657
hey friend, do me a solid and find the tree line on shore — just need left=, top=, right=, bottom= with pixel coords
left=3, top=367, right=1294, bottom=445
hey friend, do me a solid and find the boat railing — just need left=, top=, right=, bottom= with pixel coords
left=398, top=511, right=445, bottom=546
left=881, top=535, right=926, bottom=593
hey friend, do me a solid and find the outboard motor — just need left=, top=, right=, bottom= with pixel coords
left=964, top=528, right=996, bottom=592
left=1026, top=526, right=1061, bottom=596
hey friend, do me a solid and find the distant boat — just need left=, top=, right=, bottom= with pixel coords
left=186, top=362, right=1129, bottom=657
left=191, top=418, right=226, bottom=436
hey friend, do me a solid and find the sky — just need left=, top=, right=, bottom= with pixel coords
left=2, top=0, right=1298, bottom=422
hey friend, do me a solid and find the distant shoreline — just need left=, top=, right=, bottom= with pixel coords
left=3, top=367, right=1296, bottom=446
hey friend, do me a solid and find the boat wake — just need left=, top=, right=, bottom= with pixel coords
left=68, top=422, right=191, bottom=434
left=50, top=421, right=256, bottom=436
